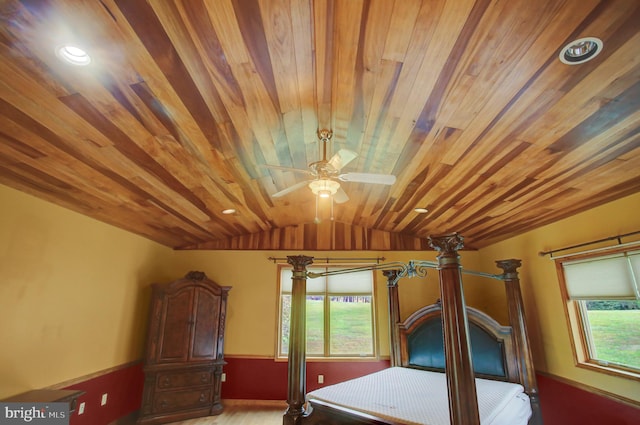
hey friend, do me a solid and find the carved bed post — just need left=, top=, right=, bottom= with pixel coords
left=383, top=270, right=402, bottom=367
left=429, top=233, right=480, bottom=425
left=496, top=259, right=543, bottom=425
left=284, top=255, right=314, bottom=425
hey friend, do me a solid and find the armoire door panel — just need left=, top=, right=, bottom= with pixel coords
left=158, top=289, right=193, bottom=362
left=191, top=289, right=220, bottom=359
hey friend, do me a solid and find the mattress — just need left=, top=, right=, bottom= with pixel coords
left=306, top=367, right=532, bottom=425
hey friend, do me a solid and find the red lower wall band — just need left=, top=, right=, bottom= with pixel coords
left=220, top=357, right=390, bottom=400
left=536, top=374, right=640, bottom=425
left=63, top=362, right=144, bottom=425
left=57, top=358, right=640, bottom=425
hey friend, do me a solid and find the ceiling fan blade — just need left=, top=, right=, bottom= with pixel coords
left=333, top=187, right=350, bottom=204
left=328, top=149, right=358, bottom=171
left=272, top=180, right=310, bottom=198
left=261, top=164, right=314, bottom=176
left=339, top=172, right=396, bottom=185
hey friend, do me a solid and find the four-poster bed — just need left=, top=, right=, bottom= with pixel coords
left=283, top=233, right=542, bottom=425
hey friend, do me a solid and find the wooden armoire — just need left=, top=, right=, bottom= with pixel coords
left=137, top=271, right=231, bottom=425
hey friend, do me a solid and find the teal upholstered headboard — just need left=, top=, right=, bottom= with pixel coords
left=398, top=302, right=520, bottom=383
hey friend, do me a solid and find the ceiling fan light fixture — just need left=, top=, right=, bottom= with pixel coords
left=309, top=179, right=340, bottom=196
left=309, top=179, right=341, bottom=223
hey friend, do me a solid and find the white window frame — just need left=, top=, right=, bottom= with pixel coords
left=276, top=264, right=377, bottom=360
left=555, top=244, right=640, bottom=380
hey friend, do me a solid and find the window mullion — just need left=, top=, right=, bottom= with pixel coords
left=323, top=268, right=330, bottom=357
left=324, top=291, right=330, bottom=356
left=625, top=253, right=640, bottom=299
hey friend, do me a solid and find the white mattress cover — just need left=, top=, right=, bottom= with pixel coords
left=306, top=367, right=531, bottom=425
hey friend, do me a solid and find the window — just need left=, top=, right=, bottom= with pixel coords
left=278, top=265, right=376, bottom=358
left=556, top=247, right=640, bottom=378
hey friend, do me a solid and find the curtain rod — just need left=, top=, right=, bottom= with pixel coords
left=538, top=230, right=640, bottom=257
left=307, top=261, right=504, bottom=282
left=267, top=256, right=386, bottom=264
left=273, top=258, right=505, bottom=283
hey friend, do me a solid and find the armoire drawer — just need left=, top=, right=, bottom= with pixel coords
left=152, top=388, right=212, bottom=413
left=156, top=370, right=213, bottom=390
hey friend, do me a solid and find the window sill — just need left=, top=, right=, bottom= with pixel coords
left=576, top=360, right=640, bottom=382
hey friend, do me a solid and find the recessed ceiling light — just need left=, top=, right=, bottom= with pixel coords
left=414, top=208, right=429, bottom=214
left=559, top=37, right=603, bottom=65
left=56, top=45, right=91, bottom=66
left=222, top=209, right=236, bottom=215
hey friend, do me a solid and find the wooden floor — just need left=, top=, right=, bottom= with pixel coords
left=154, top=401, right=286, bottom=425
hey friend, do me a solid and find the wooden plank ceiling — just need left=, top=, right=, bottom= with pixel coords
left=0, top=0, right=638, bottom=250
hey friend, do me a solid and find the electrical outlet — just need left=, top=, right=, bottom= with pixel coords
left=78, top=402, right=85, bottom=415
left=101, top=393, right=108, bottom=406
left=318, top=374, right=324, bottom=384
left=221, top=373, right=226, bottom=382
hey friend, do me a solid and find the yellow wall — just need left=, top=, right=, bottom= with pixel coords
left=0, top=185, right=174, bottom=398
left=478, top=191, right=640, bottom=403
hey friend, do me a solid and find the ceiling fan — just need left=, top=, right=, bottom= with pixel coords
left=263, top=129, right=396, bottom=218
